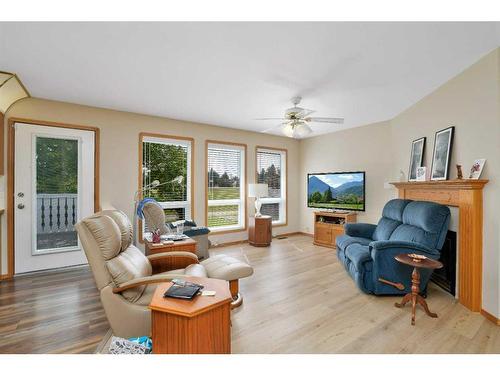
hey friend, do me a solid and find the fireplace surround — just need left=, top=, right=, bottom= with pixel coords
left=391, top=179, right=488, bottom=312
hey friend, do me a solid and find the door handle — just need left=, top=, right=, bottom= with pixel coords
left=17, top=192, right=24, bottom=197
left=17, top=203, right=25, bottom=209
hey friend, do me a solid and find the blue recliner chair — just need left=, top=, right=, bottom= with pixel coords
left=336, top=199, right=450, bottom=295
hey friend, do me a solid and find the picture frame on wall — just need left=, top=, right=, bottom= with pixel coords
left=416, top=166, right=427, bottom=181
left=408, top=137, right=426, bottom=181
left=430, top=126, right=455, bottom=181
left=469, top=158, right=486, bottom=179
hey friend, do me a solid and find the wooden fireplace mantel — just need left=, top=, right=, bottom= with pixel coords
left=391, top=179, right=488, bottom=312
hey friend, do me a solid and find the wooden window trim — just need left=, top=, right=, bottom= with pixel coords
left=138, top=132, right=195, bottom=243
left=205, top=140, right=247, bottom=234
left=255, top=145, right=288, bottom=228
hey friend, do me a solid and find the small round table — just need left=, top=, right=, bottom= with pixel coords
left=394, top=253, right=443, bottom=326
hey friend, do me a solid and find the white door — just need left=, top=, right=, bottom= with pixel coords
left=14, top=123, right=95, bottom=274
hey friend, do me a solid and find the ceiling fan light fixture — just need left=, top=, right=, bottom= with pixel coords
left=256, top=96, right=344, bottom=138
left=282, top=124, right=295, bottom=137
left=294, top=123, right=312, bottom=138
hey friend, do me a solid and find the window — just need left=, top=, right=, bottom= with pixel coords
left=256, top=147, right=287, bottom=225
left=206, top=141, right=246, bottom=232
left=141, top=134, right=193, bottom=229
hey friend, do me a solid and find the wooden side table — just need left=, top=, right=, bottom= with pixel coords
left=145, top=237, right=197, bottom=256
left=248, top=215, right=272, bottom=247
left=149, top=276, right=232, bottom=354
left=394, top=253, right=443, bottom=326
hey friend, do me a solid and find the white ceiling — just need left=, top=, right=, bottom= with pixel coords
left=1, top=22, right=499, bottom=138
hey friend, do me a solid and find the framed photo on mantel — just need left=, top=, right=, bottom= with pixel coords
left=431, top=126, right=454, bottom=181
left=408, top=137, right=426, bottom=181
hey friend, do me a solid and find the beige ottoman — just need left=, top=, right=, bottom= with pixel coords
left=201, top=254, right=254, bottom=308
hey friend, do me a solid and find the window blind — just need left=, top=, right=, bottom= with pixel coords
left=256, top=148, right=286, bottom=223
left=207, top=144, right=245, bottom=230
left=142, top=137, right=191, bottom=223
left=256, top=150, right=281, bottom=198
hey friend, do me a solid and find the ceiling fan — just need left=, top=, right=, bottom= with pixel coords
left=256, top=96, right=344, bottom=138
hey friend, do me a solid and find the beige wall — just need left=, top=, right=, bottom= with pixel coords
left=1, top=98, right=300, bottom=274
left=391, top=48, right=500, bottom=317
left=299, top=121, right=395, bottom=233
left=299, top=48, right=500, bottom=317
left=2, top=48, right=499, bottom=318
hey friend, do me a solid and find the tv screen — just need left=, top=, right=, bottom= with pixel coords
left=307, top=172, right=365, bottom=211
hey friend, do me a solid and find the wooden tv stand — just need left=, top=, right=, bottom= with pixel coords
left=313, top=211, right=357, bottom=248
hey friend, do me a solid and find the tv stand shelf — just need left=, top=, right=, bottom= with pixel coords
left=313, top=211, right=357, bottom=249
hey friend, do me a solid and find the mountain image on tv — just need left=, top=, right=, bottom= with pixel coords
left=308, top=172, right=365, bottom=210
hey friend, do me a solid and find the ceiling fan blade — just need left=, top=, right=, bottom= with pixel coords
left=296, top=108, right=315, bottom=118
left=254, top=117, right=288, bottom=121
left=304, top=117, right=344, bottom=124
left=260, top=122, right=292, bottom=133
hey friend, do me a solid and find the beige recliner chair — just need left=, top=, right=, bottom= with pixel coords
left=75, top=210, right=253, bottom=338
left=142, top=201, right=210, bottom=259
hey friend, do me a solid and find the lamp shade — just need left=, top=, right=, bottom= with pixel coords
left=0, top=72, right=30, bottom=114
left=248, top=183, right=268, bottom=198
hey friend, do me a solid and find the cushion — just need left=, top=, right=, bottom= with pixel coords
left=381, top=199, right=412, bottom=222
left=389, top=224, right=438, bottom=250
left=184, top=227, right=210, bottom=237
left=81, top=215, right=121, bottom=260
left=106, top=247, right=152, bottom=302
left=372, top=217, right=401, bottom=241
left=168, top=220, right=197, bottom=229
left=105, top=210, right=133, bottom=251
left=184, top=264, right=208, bottom=277
left=345, top=244, right=372, bottom=272
left=201, top=254, right=254, bottom=280
left=401, top=201, right=450, bottom=249
left=336, top=235, right=372, bottom=251
left=142, top=202, right=169, bottom=235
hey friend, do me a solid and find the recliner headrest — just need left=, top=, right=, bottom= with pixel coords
left=381, top=199, right=412, bottom=222
left=102, top=210, right=133, bottom=251
left=402, top=201, right=451, bottom=233
left=81, top=215, right=122, bottom=260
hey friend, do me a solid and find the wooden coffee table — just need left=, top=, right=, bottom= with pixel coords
left=149, top=276, right=232, bottom=354
left=145, top=237, right=197, bottom=256
left=394, top=253, right=443, bottom=326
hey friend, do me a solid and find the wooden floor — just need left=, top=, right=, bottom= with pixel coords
left=0, top=266, right=109, bottom=353
left=1, top=234, right=499, bottom=353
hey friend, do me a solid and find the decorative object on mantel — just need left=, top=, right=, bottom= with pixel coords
left=469, top=158, right=486, bottom=179
left=430, top=126, right=454, bottom=181
left=456, top=164, right=463, bottom=179
left=408, top=137, right=426, bottom=181
left=399, top=170, right=406, bottom=182
left=390, top=179, right=488, bottom=313
left=416, top=166, right=427, bottom=181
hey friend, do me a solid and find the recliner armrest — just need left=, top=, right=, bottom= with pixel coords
left=147, top=251, right=200, bottom=274
left=112, top=274, right=185, bottom=293
left=344, top=223, right=377, bottom=239
left=369, top=240, right=438, bottom=256
left=147, top=251, right=199, bottom=262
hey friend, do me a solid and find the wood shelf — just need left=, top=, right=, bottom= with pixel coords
left=313, top=211, right=356, bottom=248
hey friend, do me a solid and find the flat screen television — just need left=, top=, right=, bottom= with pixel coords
left=307, top=171, right=365, bottom=211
